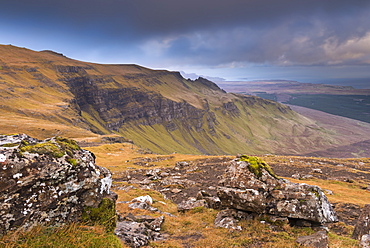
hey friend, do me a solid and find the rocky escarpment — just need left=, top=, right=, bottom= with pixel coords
left=0, top=134, right=117, bottom=235
left=55, top=68, right=218, bottom=135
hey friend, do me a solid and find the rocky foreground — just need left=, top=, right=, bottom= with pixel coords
left=114, top=154, right=370, bottom=247
left=1, top=135, right=370, bottom=247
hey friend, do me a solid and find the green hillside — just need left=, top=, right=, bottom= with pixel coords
left=0, top=45, right=354, bottom=155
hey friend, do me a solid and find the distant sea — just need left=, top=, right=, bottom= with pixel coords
left=305, top=78, right=370, bottom=89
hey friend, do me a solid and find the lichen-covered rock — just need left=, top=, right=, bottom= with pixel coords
left=0, top=134, right=116, bottom=235
left=177, top=197, right=208, bottom=212
left=217, top=158, right=338, bottom=224
left=360, top=234, right=370, bottom=248
left=296, top=231, right=329, bottom=248
left=352, top=204, right=370, bottom=240
left=214, top=209, right=248, bottom=231
left=115, top=215, right=165, bottom=248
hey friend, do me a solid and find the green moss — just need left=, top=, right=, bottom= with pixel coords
left=55, top=136, right=80, bottom=151
left=82, top=198, right=117, bottom=233
left=20, top=142, right=65, bottom=158
left=1, top=143, right=19, bottom=147
left=67, top=158, right=78, bottom=166
left=239, top=155, right=278, bottom=179
left=18, top=137, right=81, bottom=160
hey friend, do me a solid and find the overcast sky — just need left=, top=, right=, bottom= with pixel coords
left=1, top=0, right=370, bottom=88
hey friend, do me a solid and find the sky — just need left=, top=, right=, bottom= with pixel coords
left=1, top=0, right=370, bottom=88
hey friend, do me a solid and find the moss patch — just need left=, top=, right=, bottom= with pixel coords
left=82, top=198, right=117, bottom=233
left=19, top=136, right=81, bottom=161
left=55, top=136, right=80, bottom=151
left=20, top=142, right=65, bottom=158
left=239, top=155, right=278, bottom=179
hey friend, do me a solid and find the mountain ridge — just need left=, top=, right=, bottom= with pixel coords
left=0, top=45, right=369, bottom=156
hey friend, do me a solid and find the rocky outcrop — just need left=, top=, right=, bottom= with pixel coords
left=217, top=156, right=338, bottom=225
left=115, top=195, right=167, bottom=248
left=0, top=134, right=116, bottom=235
left=352, top=204, right=370, bottom=241
left=296, top=231, right=329, bottom=248
left=63, top=74, right=217, bottom=133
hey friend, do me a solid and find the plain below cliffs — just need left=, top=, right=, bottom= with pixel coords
left=0, top=134, right=117, bottom=235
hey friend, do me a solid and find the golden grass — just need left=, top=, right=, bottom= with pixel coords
left=85, top=143, right=232, bottom=176
left=0, top=113, right=97, bottom=140
left=288, top=178, right=370, bottom=207
left=0, top=223, right=123, bottom=248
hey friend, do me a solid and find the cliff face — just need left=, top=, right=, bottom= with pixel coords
left=0, top=45, right=346, bottom=155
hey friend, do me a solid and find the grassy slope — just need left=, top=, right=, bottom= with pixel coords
left=0, top=45, right=363, bottom=156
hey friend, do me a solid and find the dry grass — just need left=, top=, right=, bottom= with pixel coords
left=288, top=178, right=370, bottom=207
left=0, top=223, right=122, bottom=248
left=85, top=143, right=232, bottom=176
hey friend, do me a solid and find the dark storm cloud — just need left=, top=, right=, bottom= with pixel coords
left=1, top=0, right=370, bottom=69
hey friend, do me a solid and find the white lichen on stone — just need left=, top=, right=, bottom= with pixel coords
left=13, top=173, right=22, bottom=179
left=0, top=154, right=6, bottom=163
left=100, top=174, right=112, bottom=194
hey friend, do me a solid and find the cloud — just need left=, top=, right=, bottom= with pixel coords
left=1, top=0, right=370, bottom=82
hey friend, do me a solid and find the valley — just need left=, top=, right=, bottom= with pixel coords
left=1, top=45, right=370, bottom=157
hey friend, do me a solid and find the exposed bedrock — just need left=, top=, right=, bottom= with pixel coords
left=0, top=134, right=117, bottom=235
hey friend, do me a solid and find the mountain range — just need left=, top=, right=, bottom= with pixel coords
left=1, top=45, right=370, bottom=157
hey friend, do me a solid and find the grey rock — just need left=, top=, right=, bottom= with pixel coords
left=352, top=204, right=370, bottom=240
left=115, top=221, right=151, bottom=248
left=312, top=168, right=323, bottom=174
left=0, top=134, right=116, bottom=235
left=115, top=215, right=165, bottom=247
left=177, top=197, right=208, bottom=212
left=128, top=202, right=159, bottom=212
left=196, top=190, right=221, bottom=209
left=148, top=216, right=165, bottom=232
left=214, top=209, right=245, bottom=230
left=360, top=234, right=370, bottom=248
left=175, top=161, right=189, bottom=168
left=217, top=159, right=338, bottom=224
left=296, top=231, right=328, bottom=248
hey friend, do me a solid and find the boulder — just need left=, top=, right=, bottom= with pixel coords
left=352, top=204, right=370, bottom=240
left=0, top=134, right=117, bottom=234
left=217, top=157, right=338, bottom=224
left=115, top=215, right=165, bottom=247
left=177, top=197, right=208, bottom=212
left=360, top=234, right=370, bottom=248
left=296, top=231, right=329, bottom=248
left=214, top=209, right=251, bottom=231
